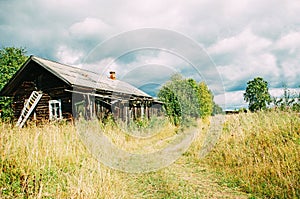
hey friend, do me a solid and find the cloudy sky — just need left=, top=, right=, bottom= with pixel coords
left=1, top=0, right=300, bottom=110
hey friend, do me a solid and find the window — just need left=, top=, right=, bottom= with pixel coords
left=49, top=99, right=62, bottom=120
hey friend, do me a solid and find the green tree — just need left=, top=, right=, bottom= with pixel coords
left=158, top=74, right=197, bottom=126
left=244, top=77, right=271, bottom=112
left=157, top=74, right=214, bottom=126
left=198, top=82, right=213, bottom=117
left=212, top=101, right=223, bottom=115
left=157, top=84, right=181, bottom=126
left=0, top=47, right=28, bottom=119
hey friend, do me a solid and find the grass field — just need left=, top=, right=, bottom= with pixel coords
left=0, top=110, right=299, bottom=198
left=203, top=110, right=300, bottom=199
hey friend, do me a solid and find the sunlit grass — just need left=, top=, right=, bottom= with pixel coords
left=0, top=122, right=127, bottom=198
left=100, top=116, right=179, bottom=153
left=203, top=110, right=300, bottom=199
left=1, top=110, right=298, bottom=198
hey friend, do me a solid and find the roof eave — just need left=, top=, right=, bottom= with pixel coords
left=70, top=84, right=152, bottom=99
left=0, top=56, right=33, bottom=96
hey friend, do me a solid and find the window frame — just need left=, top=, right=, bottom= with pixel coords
left=49, top=99, right=62, bottom=120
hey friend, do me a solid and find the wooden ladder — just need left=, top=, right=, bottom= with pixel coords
left=16, top=91, right=43, bottom=128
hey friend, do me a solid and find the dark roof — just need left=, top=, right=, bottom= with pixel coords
left=0, top=56, right=151, bottom=98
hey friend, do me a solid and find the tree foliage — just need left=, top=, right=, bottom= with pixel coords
left=243, top=77, right=271, bottom=112
left=157, top=74, right=215, bottom=126
left=0, top=47, right=28, bottom=119
left=198, top=82, right=213, bottom=117
left=212, top=101, right=223, bottom=115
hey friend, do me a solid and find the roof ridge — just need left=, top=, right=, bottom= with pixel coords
left=30, top=55, right=151, bottom=98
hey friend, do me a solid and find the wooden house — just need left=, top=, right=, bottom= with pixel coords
left=0, top=56, right=162, bottom=127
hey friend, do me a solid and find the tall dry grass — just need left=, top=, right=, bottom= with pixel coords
left=203, top=110, right=300, bottom=198
left=1, top=110, right=298, bottom=198
left=0, top=118, right=219, bottom=198
left=0, top=122, right=129, bottom=198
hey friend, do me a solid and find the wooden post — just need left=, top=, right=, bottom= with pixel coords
left=141, top=104, right=144, bottom=119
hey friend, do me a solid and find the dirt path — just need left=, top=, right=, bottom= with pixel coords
left=173, top=160, right=250, bottom=199
left=121, top=116, right=251, bottom=198
left=122, top=157, right=251, bottom=199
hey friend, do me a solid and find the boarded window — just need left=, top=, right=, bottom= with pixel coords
left=75, top=100, right=85, bottom=118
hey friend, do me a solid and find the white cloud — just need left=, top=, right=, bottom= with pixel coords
left=56, top=46, right=84, bottom=65
left=209, top=29, right=280, bottom=91
left=274, top=32, right=300, bottom=53
left=215, top=90, right=248, bottom=110
left=208, top=29, right=272, bottom=55
left=1, top=0, right=300, bottom=108
left=272, top=31, right=300, bottom=87
left=280, top=60, right=300, bottom=87
left=69, top=17, right=112, bottom=40
left=102, top=50, right=187, bottom=86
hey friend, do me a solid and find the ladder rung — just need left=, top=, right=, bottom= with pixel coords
left=16, top=91, right=43, bottom=128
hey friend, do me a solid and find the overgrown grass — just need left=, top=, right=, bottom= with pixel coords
left=2, top=111, right=297, bottom=198
left=0, top=117, right=249, bottom=198
left=0, top=122, right=128, bottom=198
left=203, top=110, right=300, bottom=198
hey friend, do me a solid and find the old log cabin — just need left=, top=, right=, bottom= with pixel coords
left=0, top=56, right=161, bottom=127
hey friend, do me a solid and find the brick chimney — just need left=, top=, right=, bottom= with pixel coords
left=109, top=71, right=116, bottom=80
